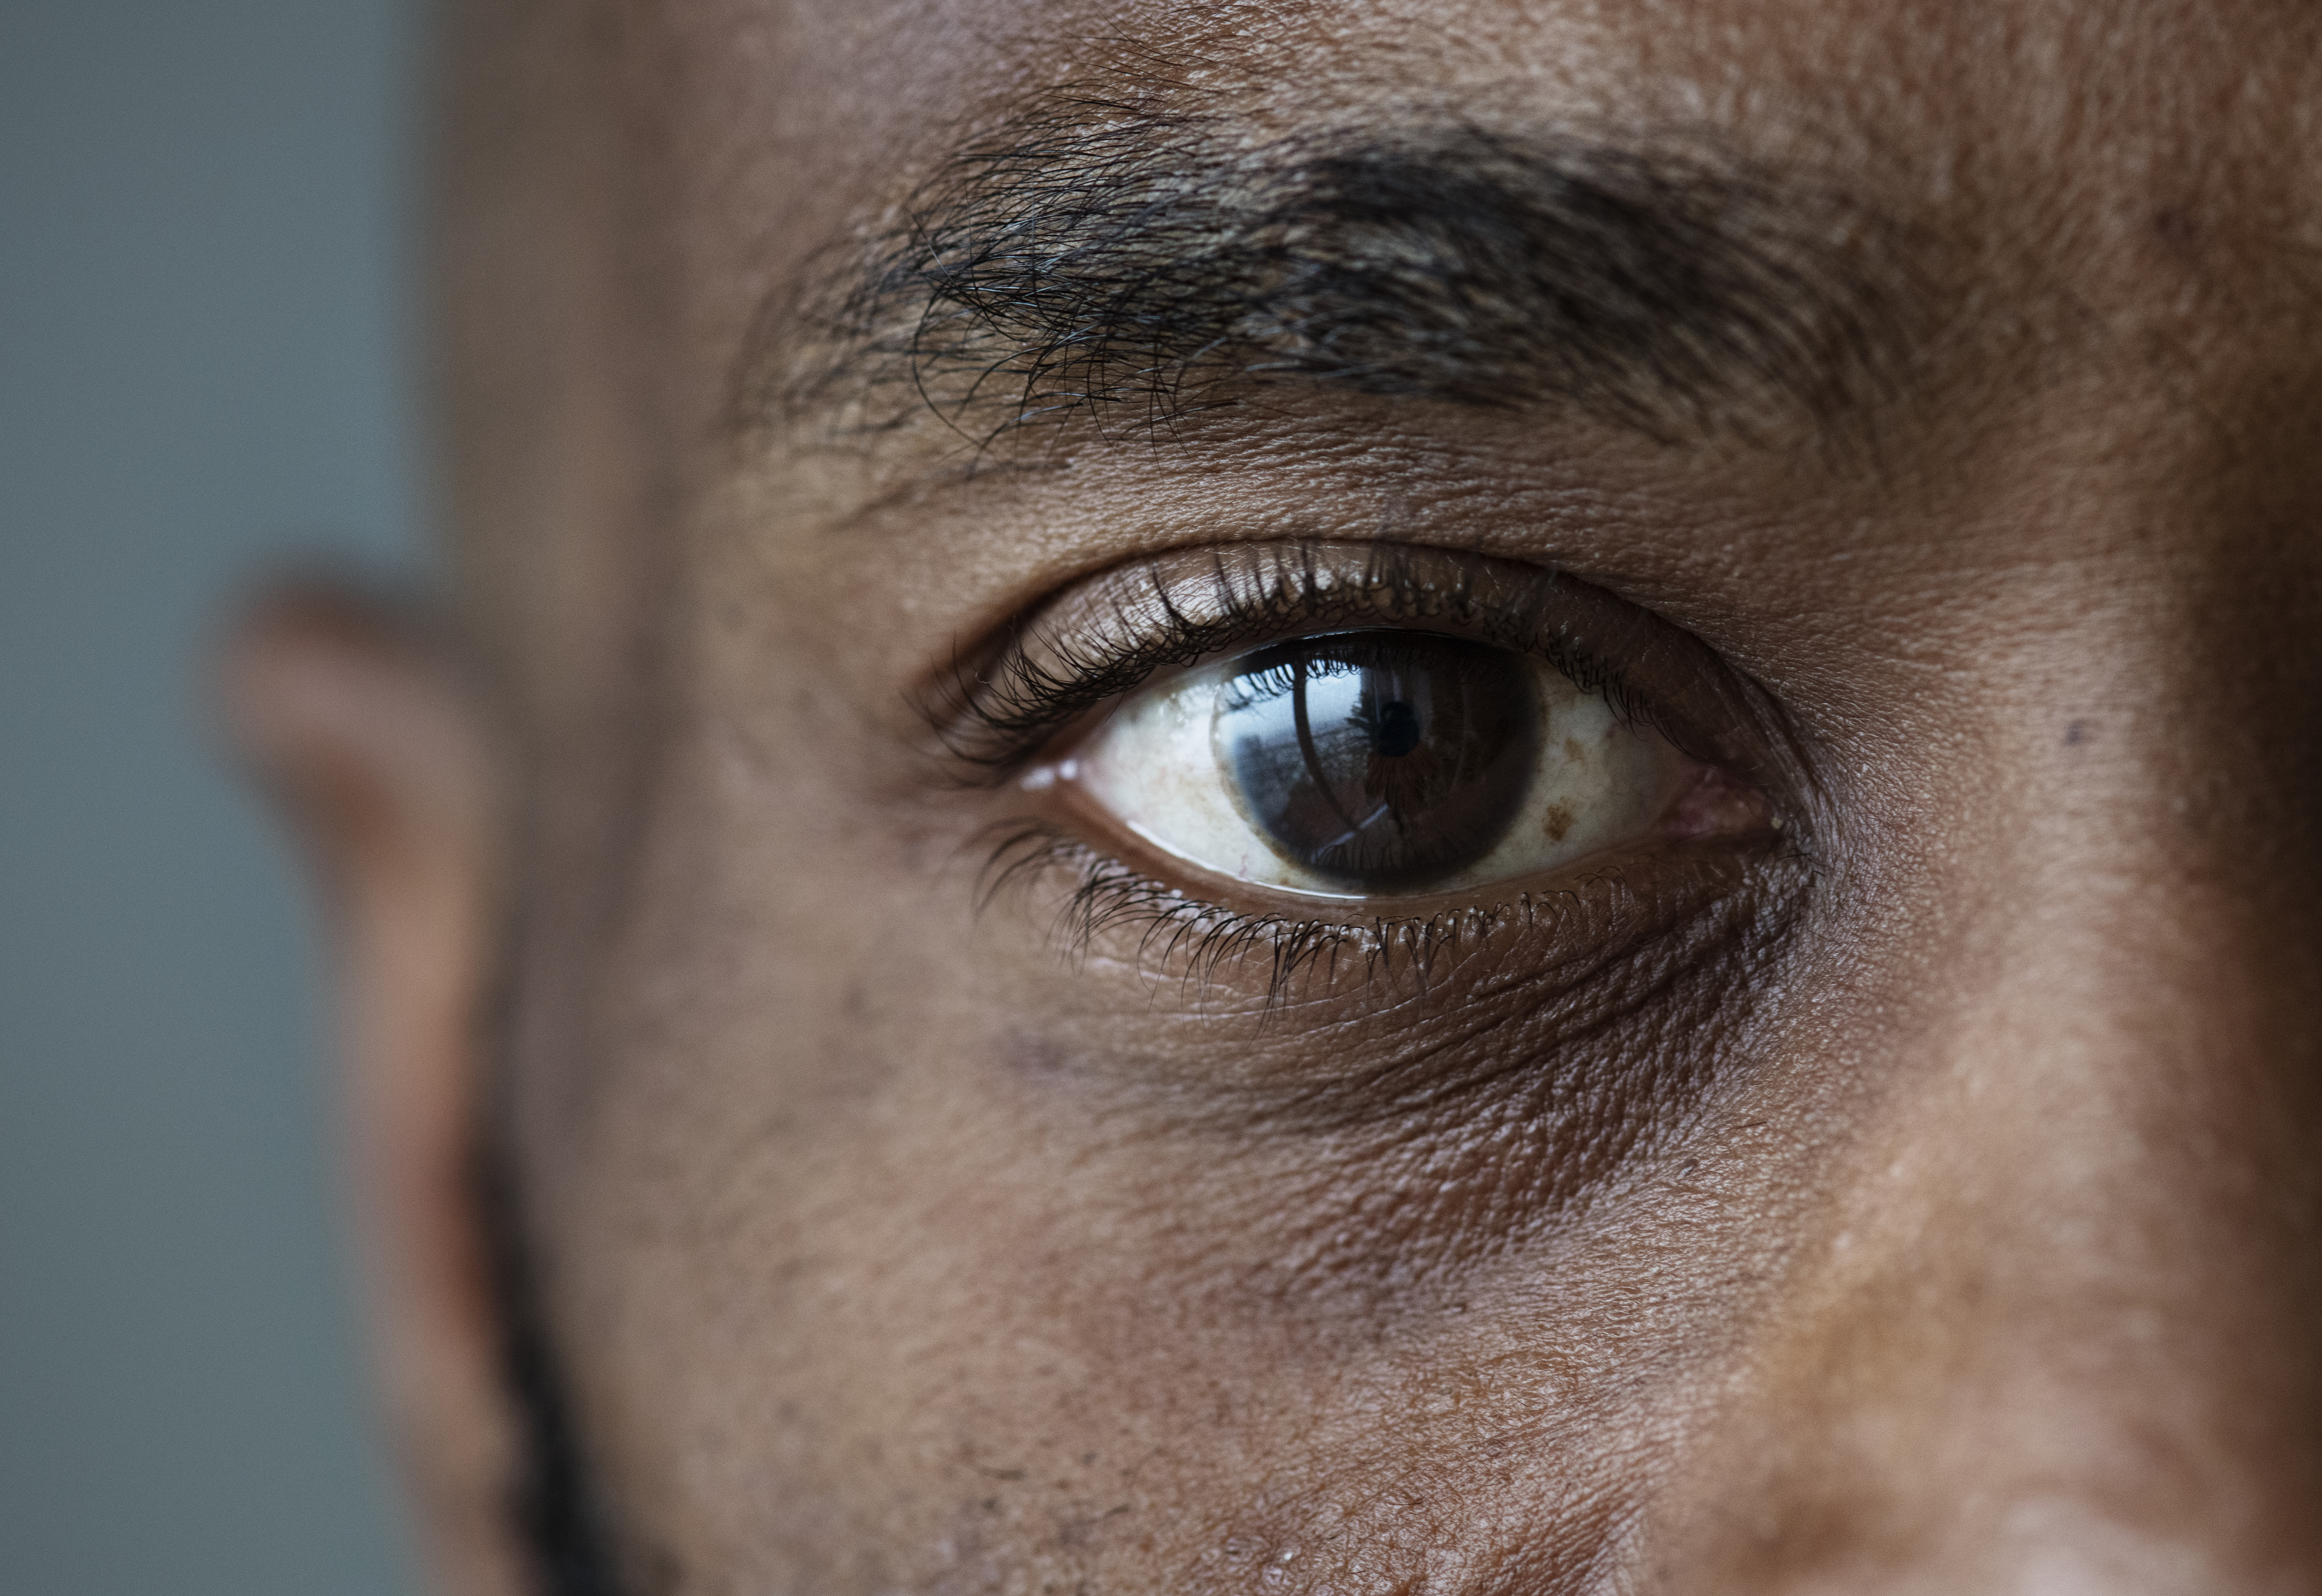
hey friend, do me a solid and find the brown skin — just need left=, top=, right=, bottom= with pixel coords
left=229, top=0, right=2322, bottom=1591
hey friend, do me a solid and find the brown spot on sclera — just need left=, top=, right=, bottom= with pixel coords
left=1563, top=737, right=1587, bottom=764
left=1543, top=801, right=1575, bottom=842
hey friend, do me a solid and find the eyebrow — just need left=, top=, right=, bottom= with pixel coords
left=762, top=98, right=1926, bottom=451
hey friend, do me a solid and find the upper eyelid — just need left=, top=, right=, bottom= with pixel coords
left=923, top=541, right=1681, bottom=783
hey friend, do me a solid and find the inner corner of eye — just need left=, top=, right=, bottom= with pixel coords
left=1038, top=632, right=1767, bottom=900
left=1658, top=757, right=1777, bottom=841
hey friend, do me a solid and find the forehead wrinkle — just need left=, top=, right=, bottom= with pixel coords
left=739, top=84, right=1937, bottom=465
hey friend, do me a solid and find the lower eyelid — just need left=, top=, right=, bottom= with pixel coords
left=970, top=814, right=1805, bottom=1066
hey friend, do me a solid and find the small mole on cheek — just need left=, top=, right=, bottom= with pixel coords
left=2152, top=205, right=2199, bottom=252
left=998, top=1028, right=1073, bottom=1081
left=1543, top=801, right=1574, bottom=842
left=2065, top=720, right=2089, bottom=746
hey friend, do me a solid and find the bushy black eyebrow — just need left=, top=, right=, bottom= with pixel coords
left=757, top=98, right=1926, bottom=451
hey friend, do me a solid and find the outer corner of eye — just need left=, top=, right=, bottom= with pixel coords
left=1035, top=632, right=1776, bottom=902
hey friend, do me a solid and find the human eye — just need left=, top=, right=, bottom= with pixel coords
left=936, top=541, right=1796, bottom=989
left=1063, top=630, right=1729, bottom=898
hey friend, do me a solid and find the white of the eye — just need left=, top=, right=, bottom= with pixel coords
left=1056, top=655, right=1684, bottom=898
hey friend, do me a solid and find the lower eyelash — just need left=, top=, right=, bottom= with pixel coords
left=971, top=820, right=1594, bottom=1007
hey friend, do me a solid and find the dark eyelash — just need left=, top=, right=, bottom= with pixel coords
left=925, top=541, right=1656, bottom=783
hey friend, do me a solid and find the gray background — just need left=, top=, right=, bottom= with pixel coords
left=3, top=0, right=425, bottom=1590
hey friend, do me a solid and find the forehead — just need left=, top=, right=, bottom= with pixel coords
left=440, top=0, right=2322, bottom=729
left=682, top=0, right=2322, bottom=544
left=694, top=0, right=2322, bottom=280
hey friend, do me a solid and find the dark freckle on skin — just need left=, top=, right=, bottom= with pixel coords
left=1543, top=801, right=1575, bottom=841
left=2152, top=205, right=2199, bottom=251
left=2065, top=720, right=2089, bottom=746
left=999, top=1029, right=1073, bottom=1080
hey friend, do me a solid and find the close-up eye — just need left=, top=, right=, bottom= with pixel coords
left=33, top=7, right=2322, bottom=1594
left=1053, top=629, right=1712, bottom=897
left=961, top=541, right=1786, bottom=914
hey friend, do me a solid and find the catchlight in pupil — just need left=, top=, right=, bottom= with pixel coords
left=1370, top=698, right=1423, bottom=758
left=1213, top=635, right=1540, bottom=890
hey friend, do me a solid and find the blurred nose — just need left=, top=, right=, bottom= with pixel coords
left=1649, top=577, right=2322, bottom=1591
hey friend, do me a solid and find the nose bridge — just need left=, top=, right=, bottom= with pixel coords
left=1912, top=536, right=2322, bottom=1300
left=1645, top=580, right=2322, bottom=1590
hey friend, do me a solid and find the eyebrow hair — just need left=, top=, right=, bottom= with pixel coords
left=758, top=97, right=1927, bottom=454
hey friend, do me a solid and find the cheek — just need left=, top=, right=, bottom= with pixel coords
left=993, top=874, right=1800, bottom=1307
left=540, top=663, right=1814, bottom=1590
left=731, top=978, right=1771, bottom=1591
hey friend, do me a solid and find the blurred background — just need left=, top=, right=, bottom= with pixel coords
left=2, top=1, right=425, bottom=1590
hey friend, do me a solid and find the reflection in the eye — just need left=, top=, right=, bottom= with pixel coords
left=1053, top=629, right=1692, bottom=900
left=1216, top=635, right=1538, bottom=890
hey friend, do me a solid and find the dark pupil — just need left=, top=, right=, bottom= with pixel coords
left=1215, top=633, right=1539, bottom=890
left=1371, top=698, right=1423, bottom=759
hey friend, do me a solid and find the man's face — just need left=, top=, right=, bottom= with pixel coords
left=296, top=0, right=2322, bottom=1590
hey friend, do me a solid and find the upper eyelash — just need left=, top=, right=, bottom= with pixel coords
left=925, top=541, right=1658, bottom=782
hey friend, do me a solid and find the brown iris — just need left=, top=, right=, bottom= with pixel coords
left=1212, top=633, right=1539, bottom=890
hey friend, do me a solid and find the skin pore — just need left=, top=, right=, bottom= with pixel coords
left=230, top=1, right=2322, bottom=1593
